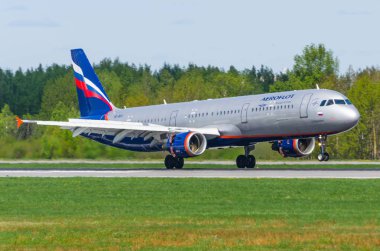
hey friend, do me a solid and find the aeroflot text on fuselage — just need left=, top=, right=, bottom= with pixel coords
left=261, top=94, right=295, bottom=101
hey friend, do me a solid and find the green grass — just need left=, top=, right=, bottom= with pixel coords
left=0, top=178, right=379, bottom=250
left=0, top=162, right=379, bottom=170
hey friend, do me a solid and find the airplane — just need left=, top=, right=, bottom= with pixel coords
left=16, top=49, right=360, bottom=169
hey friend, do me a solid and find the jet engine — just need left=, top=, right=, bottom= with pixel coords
left=272, top=138, right=315, bottom=158
left=166, top=132, right=207, bottom=158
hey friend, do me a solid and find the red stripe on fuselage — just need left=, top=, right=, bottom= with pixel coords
left=75, top=78, right=112, bottom=110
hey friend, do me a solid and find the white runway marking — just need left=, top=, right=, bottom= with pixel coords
left=1, top=169, right=380, bottom=179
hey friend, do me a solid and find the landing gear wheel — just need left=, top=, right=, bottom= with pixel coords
left=236, top=145, right=257, bottom=169
left=165, top=155, right=175, bottom=169
left=246, top=155, right=256, bottom=168
left=236, top=155, right=256, bottom=168
left=323, top=152, right=330, bottom=161
left=317, top=152, right=330, bottom=162
left=317, top=153, right=324, bottom=162
left=317, top=135, right=330, bottom=162
left=165, top=155, right=185, bottom=169
left=236, top=155, right=246, bottom=168
left=175, top=157, right=184, bottom=169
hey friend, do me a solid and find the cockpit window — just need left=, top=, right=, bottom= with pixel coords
left=320, top=100, right=326, bottom=106
left=345, top=99, right=352, bottom=105
left=334, top=99, right=346, bottom=105
left=326, top=99, right=334, bottom=106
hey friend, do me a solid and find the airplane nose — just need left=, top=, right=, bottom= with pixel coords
left=346, top=107, right=360, bottom=128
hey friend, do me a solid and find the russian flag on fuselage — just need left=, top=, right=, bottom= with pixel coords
left=71, top=49, right=113, bottom=118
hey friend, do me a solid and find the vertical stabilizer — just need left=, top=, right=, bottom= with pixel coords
left=71, top=49, right=113, bottom=118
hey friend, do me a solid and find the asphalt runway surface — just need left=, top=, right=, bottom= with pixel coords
left=1, top=169, right=380, bottom=179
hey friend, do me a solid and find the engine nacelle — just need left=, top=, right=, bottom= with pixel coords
left=272, top=138, right=315, bottom=158
left=166, top=132, right=207, bottom=158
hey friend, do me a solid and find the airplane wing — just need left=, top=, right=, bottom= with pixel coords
left=16, top=117, right=220, bottom=144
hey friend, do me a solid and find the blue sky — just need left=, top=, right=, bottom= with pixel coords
left=1, top=0, right=379, bottom=73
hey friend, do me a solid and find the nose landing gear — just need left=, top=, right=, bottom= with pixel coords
left=317, top=135, right=330, bottom=161
left=236, top=145, right=256, bottom=168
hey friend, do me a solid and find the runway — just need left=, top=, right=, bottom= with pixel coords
left=1, top=169, right=380, bottom=179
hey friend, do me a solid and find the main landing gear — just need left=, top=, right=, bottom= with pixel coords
left=236, top=145, right=256, bottom=168
left=165, top=155, right=184, bottom=169
left=317, top=135, right=330, bottom=161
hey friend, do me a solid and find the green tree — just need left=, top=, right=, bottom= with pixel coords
left=346, top=69, right=380, bottom=159
left=270, top=44, right=339, bottom=92
left=293, top=43, right=339, bottom=86
left=0, top=104, right=17, bottom=138
left=40, top=101, right=79, bottom=158
left=40, top=73, right=77, bottom=119
left=212, top=71, right=252, bottom=98
left=244, top=66, right=276, bottom=94
left=97, top=71, right=124, bottom=107
left=270, top=75, right=309, bottom=92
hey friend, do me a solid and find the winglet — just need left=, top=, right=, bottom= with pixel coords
left=16, top=116, right=23, bottom=128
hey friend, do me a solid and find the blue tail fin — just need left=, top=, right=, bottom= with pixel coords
left=71, top=49, right=113, bottom=119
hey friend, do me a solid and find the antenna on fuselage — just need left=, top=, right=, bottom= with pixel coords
left=316, top=84, right=320, bottom=90
left=163, top=99, right=167, bottom=104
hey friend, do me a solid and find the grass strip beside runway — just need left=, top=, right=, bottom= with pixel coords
left=0, top=178, right=379, bottom=250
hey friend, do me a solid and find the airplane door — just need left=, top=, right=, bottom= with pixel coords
left=300, top=94, right=313, bottom=118
left=241, top=103, right=250, bottom=123
left=169, top=111, right=178, bottom=126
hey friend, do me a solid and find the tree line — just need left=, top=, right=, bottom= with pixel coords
left=0, top=44, right=378, bottom=159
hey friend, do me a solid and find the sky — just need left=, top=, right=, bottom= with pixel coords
left=1, top=0, right=379, bottom=73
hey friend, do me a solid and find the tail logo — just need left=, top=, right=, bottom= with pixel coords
left=72, top=61, right=113, bottom=111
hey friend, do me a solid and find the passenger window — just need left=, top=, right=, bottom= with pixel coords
left=326, top=99, right=334, bottom=106
left=334, top=99, right=346, bottom=105
left=345, top=99, right=352, bottom=105
left=320, top=100, right=326, bottom=106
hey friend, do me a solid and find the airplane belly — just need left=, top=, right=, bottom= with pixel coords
left=81, top=133, right=162, bottom=152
